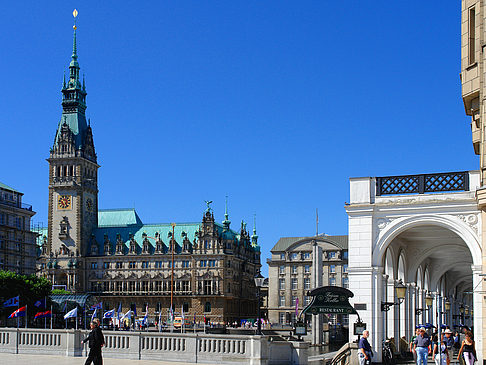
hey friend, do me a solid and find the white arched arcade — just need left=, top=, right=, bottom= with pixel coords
left=346, top=174, right=482, bottom=362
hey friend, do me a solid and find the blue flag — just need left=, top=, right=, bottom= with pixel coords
left=90, top=302, right=102, bottom=310
left=64, top=307, right=77, bottom=319
left=133, top=304, right=137, bottom=317
left=103, top=309, right=115, bottom=319
left=34, top=298, right=46, bottom=309
left=3, top=296, right=19, bottom=307
left=117, top=303, right=122, bottom=319
left=91, top=308, right=97, bottom=321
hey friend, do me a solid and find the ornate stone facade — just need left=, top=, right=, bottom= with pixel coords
left=0, top=183, right=37, bottom=274
left=37, top=24, right=261, bottom=324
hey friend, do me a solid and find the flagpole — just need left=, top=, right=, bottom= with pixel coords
left=50, top=304, right=53, bottom=329
left=25, top=304, right=27, bottom=329
left=44, top=296, right=47, bottom=329
left=17, top=296, right=19, bottom=329
left=76, top=307, right=78, bottom=330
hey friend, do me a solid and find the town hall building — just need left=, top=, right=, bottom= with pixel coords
left=36, top=21, right=261, bottom=324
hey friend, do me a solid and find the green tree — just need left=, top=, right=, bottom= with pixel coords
left=0, top=270, right=51, bottom=324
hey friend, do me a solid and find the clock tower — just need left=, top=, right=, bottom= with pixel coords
left=44, top=16, right=99, bottom=291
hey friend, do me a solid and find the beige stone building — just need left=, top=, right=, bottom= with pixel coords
left=266, top=235, right=348, bottom=326
left=0, top=182, right=37, bottom=274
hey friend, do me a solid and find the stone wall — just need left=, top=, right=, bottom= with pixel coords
left=0, top=327, right=308, bottom=365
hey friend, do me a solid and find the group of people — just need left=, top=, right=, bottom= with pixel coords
left=358, top=326, right=477, bottom=365
left=410, top=326, right=477, bottom=365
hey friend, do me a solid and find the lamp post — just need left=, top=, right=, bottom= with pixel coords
left=381, top=280, right=407, bottom=312
left=254, top=272, right=265, bottom=335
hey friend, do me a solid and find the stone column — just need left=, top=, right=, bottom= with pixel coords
left=472, top=265, right=483, bottom=362
left=311, top=241, right=323, bottom=345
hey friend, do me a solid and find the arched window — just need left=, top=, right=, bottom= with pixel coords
left=204, top=301, right=211, bottom=313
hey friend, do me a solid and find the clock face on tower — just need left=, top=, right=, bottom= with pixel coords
left=57, top=195, right=71, bottom=210
left=86, top=198, right=93, bottom=213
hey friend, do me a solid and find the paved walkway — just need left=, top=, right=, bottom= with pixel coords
left=1, top=353, right=221, bottom=365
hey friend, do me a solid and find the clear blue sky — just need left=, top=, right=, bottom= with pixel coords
left=0, top=1, right=475, bottom=276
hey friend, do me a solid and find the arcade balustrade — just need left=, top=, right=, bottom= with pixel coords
left=376, top=171, right=469, bottom=196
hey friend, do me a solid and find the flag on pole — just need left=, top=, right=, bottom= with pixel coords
left=91, top=308, right=97, bottom=321
left=3, top=296, right=19, bottom=307
left=64, top=307, right=78, bottom=319
left=34, top=298, right=47, bottom=309
left=9, top=306, right=26, bottom=318
left=142, top=306, right=148, bottom=326
left=295, top=297, right=299, bottom=318
left=133, top=304, right=137, bottom=318
left=117, top=303, right=122, bottom=319
left=181, top=304, right=184, bottom=320
left=121, top=310, right=132, bottom=320
left=103, top=309, right=115, bottom=319
left=90, top=302, right=102, bottom=310
left=34, top=310, right=52, bottom=319
left=62, top=301, right=67, bottom=312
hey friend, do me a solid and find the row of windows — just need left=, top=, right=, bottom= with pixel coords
left=0, top=213, right=26, bottom=229
left=278, top=264, right=348, bottom=275
left=92, top=259, right=217, bottom=270
left=279, top=251, right=348, bottom=261
left=279, top=277, right=349, bottom=291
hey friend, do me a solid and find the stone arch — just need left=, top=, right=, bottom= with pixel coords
left=397, top=250, right=406, bottom=282
left=384, top=247, right=395, bottom=279
left=373, top=214, right=481, bottom=268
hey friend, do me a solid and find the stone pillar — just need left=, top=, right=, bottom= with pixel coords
left=290, top=341, right=309, bottom=365
left=472, top=265, right=483, bottom=362
left=311, top=241, right=323, bottom=345
left=349, top=267, right=384, bottom=363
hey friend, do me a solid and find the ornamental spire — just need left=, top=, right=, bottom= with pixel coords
left=251, top=213, right=259, bottom=246
left=222, top=195, right=231, bottom=231
left=72, top=9, right=78, bottom=59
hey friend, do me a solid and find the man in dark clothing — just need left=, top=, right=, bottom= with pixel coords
left=358, top=330, right=373, bottom=365
left=82, top=321, right=105, bottom=365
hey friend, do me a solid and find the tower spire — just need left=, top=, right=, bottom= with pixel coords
left=222, top=195, right=231, bottom=231
left=251, top=213, right=258, bottom=246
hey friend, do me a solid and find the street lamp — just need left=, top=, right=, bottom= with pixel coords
left=425, top=293, right=434, bottom=308
left=254, top=272, right=265, bottom=335
left=381, top=280, right=407, bottom=311
left=445, top=300, right=451, bottom=311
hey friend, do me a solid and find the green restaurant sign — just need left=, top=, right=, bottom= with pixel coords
left=302, top=286, right=357, bottom=316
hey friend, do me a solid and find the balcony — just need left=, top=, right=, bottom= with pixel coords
left=349, top=171, right=480, bottom=205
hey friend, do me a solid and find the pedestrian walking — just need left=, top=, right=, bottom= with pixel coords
left=457, top=330, right=476, bottom=365
left=82, top=320, right=105, bottom=365
left=432, top=334, right=449, bottom=365
left=414, top=327, right=431, bottom=365
left=358, top=330, right=373, bottom=365
left=443, top=329, right=454, bottom=365
left=410, top=328, right=420, bottom=363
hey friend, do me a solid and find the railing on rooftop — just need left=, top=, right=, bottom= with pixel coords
left=0, top=198, right=32, bottom=211
left=376, top=171, right=469, bottom=196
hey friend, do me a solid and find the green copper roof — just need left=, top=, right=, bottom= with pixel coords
left=54, top=114, right=88, bottom=149
left=90, top=208, right=249, bottom=255
left=98, top=209, right=143, bottom=227
left=0, top=182, right=21, bottom=194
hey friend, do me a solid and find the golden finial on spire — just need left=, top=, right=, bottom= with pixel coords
left=73, top=9, right=78, bottom=30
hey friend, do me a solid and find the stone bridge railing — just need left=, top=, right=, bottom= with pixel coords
left=0, top=328, right=309, bottom=365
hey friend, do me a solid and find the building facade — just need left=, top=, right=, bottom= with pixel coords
left=37, top=22, right=261, bottom=324
left=0, top=182, right=37, bottom=274
left=461, top=1, right=486, bottom=361
left=267, top=235, right=348, bottom=326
